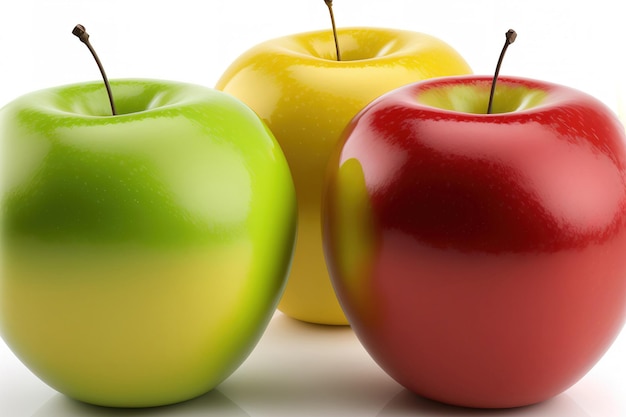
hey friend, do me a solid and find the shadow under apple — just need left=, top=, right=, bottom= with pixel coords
left=30, top=389, right=249, bottom=417
left=377, top=389, right=590, bottom=417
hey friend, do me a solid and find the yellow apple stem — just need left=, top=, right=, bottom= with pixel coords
left=487, top=29, right=517, bottom=114
left=324, top=0, right=341, bottom=61
left=72, top=24, right=117, bottom=116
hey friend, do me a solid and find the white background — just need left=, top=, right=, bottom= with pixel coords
left=1, top=1, right=625, bottom=416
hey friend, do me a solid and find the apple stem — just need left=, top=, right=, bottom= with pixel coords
left=324, top=0, right=341, bottom=61
left=487, top=29, right=517, bottom=114
left=72, top=24, right=117, bottom=116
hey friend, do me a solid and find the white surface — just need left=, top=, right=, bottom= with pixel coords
left=1, top=312, right=626, bottom=416
left=1, top=0, right=625, bottom=416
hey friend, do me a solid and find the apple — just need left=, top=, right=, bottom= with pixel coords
left=216, top=26, right=472, bottom=325
left=322, top=74, right=626, bottom=408
left=0, top=78, right=297, bottom=407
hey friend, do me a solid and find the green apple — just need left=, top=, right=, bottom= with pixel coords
left=217, top=27, right=472, bottom=324
left=0, top=79, right=297, bottom=407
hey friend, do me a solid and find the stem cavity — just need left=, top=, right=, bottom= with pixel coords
left=487, top=29, right=517, bottom=114
left=72, top=24, right=117, bottom=116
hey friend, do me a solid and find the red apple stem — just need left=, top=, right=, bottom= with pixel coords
left=487, top=29, right=517, bottom=114
left=324, top=0, right=341, bottom=61
left=72, top=24, right=117, bottom=116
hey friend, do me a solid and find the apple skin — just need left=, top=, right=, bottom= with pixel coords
left=323, top=75, right=626, bottom=408
left=0, top=79, right=297, bottom=407
left=217, top=27, right=472, bottom=325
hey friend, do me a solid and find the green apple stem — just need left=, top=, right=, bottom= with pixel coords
left=324, top=0, right=341, bottom=61
left=72, top=24, right=117, bottom=116
left=487, top=29, right=517, bottom=114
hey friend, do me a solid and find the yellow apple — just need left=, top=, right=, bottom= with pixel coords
left=217, top=27, right=471, bottom=324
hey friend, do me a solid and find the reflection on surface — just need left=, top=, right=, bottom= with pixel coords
left=5, top=311, right=618, bottom=416
left=220, top=313, right=400, bottom=415
left=378, top=389, right=590, bottom=417
left=31, top=390, right=249, bottom=417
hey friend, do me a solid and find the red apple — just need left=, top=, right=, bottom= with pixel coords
left=322, top=75, right=626, bottom=408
